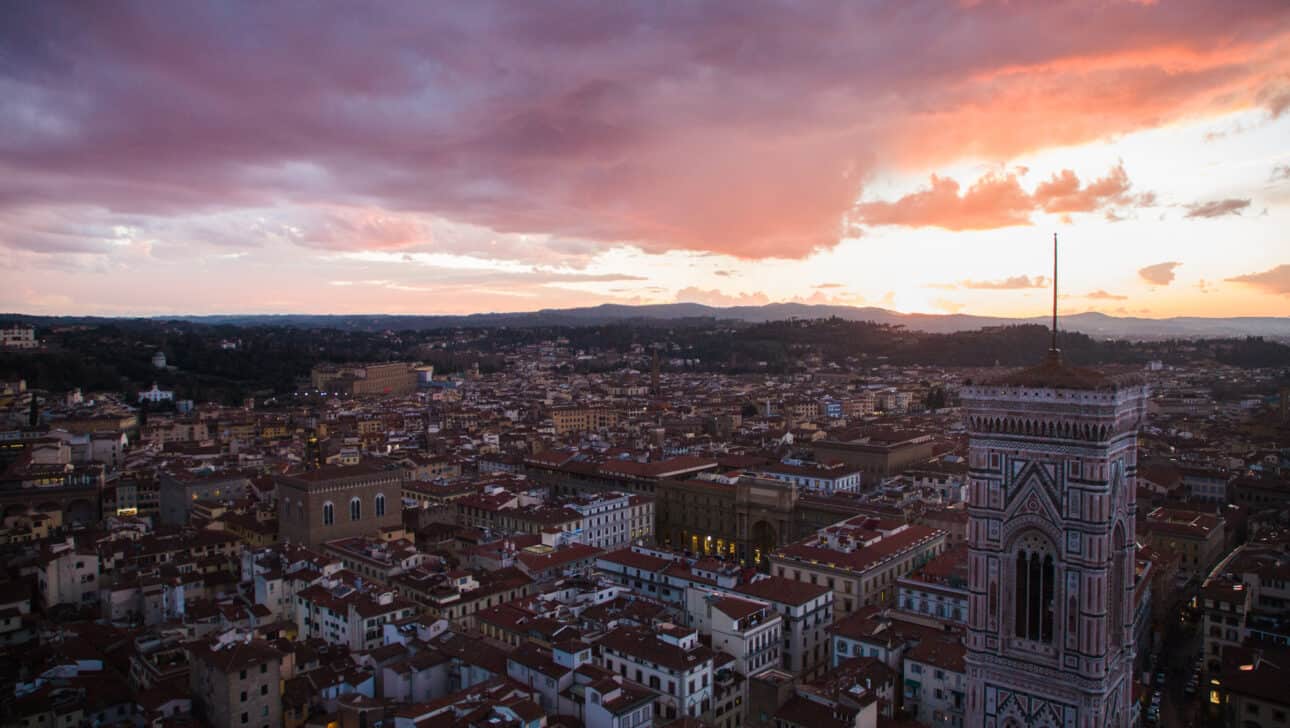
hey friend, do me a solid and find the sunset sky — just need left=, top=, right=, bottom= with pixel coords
left=2, top=1, right=1288, bottom=318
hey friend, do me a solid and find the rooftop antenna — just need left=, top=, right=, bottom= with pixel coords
left=1049, top=232, right=1060, bottom=363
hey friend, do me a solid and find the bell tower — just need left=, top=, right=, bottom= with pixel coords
left=963, top=236, right=1149, bottom=728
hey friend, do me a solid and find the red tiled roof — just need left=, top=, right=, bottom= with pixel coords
left=735, top=577, right=831, bottom=607
left=597, top=548, right=671, bottom=572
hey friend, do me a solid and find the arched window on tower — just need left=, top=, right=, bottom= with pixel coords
left=350, top=497, right=361, bottom=521
left=375, top=493, right=386, bottom=517
left=1012, top=533, right=1056, bottom=644
left=1109, top=523, right=1127, bottom=652
left=323, top=501, right=334, bottom=526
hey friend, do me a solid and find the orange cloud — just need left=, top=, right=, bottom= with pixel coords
left=1227, top=264, right=1290, bottom=294
left=961, top=275, right=1049, bottom=290
left=855, top=163, right=1154, bottom=230
left=1139, top=261, right=1181, bottom=285
left=1033, top=164, right=1154, bottom=213
left=853, top=173, right=1033, bottom=231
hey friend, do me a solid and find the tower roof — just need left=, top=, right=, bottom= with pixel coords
left=987, top=351, right=1142, bottom=391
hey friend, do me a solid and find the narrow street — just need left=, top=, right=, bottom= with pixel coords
left=1151, top=609, right=1204, bottom=727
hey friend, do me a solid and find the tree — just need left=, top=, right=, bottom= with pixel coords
left=924, top=387, right=947, bottom=411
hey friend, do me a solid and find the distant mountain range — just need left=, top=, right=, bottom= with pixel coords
left=6, top=303, right=1288, bottom=340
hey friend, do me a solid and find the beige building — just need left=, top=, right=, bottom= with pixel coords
left=549, top=405, right=619, bottom=435
left=812, top=430, right=935, bottom=480
left=310, top=361, right=419, bottom=396
left=1141, top=506, right=1226, bottom=578
left=734, top=577, right=834, bottom=678
left=687, top=590, right=783, bottom=677
left=0, top=324, right=37, bottom=349
left=189, top=638, right=283, bottom=728
left=276, top=463, right=405, bottom=547
left=768, top=517, right=947, bottom=615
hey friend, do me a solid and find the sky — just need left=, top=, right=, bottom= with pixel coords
left=1, top=1, right=1289, bottom=319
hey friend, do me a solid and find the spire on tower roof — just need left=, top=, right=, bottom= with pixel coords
left=988, top=233, right=1142, bottom=391
left=1048, top=232, right=1060, bottom=365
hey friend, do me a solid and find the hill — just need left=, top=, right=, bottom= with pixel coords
left=2, top=304, right=1288, bottom=339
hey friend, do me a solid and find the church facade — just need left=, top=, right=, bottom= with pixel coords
left=962, top=356, right=1149, bottom=728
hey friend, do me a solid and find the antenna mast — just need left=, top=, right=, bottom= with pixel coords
left=1050, top=232, right=1059, bottom=360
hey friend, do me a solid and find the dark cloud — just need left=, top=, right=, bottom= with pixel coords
left=1184, top=198, right=1251, bottom=218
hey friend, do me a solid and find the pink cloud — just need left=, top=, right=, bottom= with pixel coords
left=675, top=287, right=770, bottom=306
left=960, top=275, right=1049, bottom=290
left=291, top=208, right=430, bottom=251
left=1033, top=163, right=1154, bottom=213
left=853, top=173, right=1034, bottom=231
left=856, top=163, right=1155, bottom=230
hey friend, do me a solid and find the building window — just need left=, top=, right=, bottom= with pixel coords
left=1013, top=539, right=1055, bottom=644
left=350, top=497, right=361, bottom=521
left=323, top=502, right=334, bottom=526
left=375, top=493, right=386, bottom=517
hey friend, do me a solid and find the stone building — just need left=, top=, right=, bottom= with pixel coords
left=158, top=472, right=251, bottom=527
left=189, top=637, right=283, bottom=728
left=812, top=430, right=936, bottom=481
left=768, top=517, right=947, bottom=616
left=598, top=624, right=715, bottom=722
left=548, top=405, right=620, bottom=435
left=310, top=361, right=419, bottom=396
left=961, top=351, right=1149, bottom=728
left=276, top=463, right=404, bottom=547
left=654, top=473, right=872, bottom=567
left=735, top=577, right=834, bottom=678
